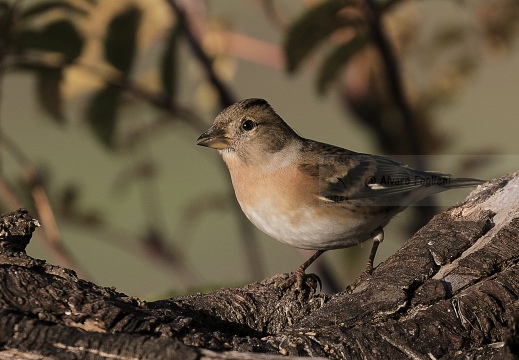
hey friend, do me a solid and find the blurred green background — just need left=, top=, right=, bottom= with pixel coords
left=1, top=0, right=518, bottom=298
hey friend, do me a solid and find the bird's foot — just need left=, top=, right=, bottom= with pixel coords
left=276, top=267, right=322, bottom=292
left=348, top=263, right=376, bottom=291
left=275, top=250, right=325, bottom=292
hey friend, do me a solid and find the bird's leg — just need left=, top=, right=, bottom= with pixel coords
left=280, top=250, right=325, bottom=290
left=295, top=249, right=325, bottom=284
left=364, top=227, right=384, bottom=274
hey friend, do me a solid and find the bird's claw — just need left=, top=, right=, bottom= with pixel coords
left=276, top=268, right=322, bottom=292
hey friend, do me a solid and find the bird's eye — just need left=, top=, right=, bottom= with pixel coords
left=241, top=119, right=256, bottom=131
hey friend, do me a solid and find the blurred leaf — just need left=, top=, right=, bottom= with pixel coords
left=14, top=20, right=84, bottom=63
left=377, top=0, right=405, bottom=12
left=0, top=1, right=12, bottom=44
left=0, top=1, right=10, bottom=15
left=87, top=85, right=121, bottom=148
left=11, top=20, right=83, bottom=122
left=105, top=6, right=141, bottom=73
left=37, top=68, right=64, bottom=122
left=160, top=21, right=183, bottom=105
left=111, top=161, right=158, bottom=196
left=317, top=35, right=367, bottom=93
left=433, top=25, right=466, bottom=48
left=284, top=0, right=357, bottom=72
left=20, top=1, right=88, bottom=19
left=59, top=184, right=103, bottom=226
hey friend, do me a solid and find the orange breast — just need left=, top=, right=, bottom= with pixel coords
left=227, top=159, right=317, bottom=215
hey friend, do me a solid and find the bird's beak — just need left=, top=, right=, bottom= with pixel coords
left=197, top=124, right=231, bottom=149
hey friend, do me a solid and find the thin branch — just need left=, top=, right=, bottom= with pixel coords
left=60, top=211, right=200, bottom=291
left=165, top=0, right=267, bottom=280
left=72, top=60, right=209, bottom=133
left=0, top=134, right=89, bottom=278
left=223, top=30, right=284, bottom=70
left=364, top=0, right=424, bottom=159
left=165, top=0, right=236, bottom=109
left=72, top=57, right=267, bottom=281
left=131, top=141, right=201, bottom=288
left=364, top=0, right=437, bottom=223
left=257, top=0, right=290, bottom=30
left=0, top=178, right=22, bottom=213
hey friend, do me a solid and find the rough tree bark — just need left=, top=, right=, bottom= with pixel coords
left=0, top=171, right=518, bottom=359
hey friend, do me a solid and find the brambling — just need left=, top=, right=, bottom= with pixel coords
left=197, top=98, right=484, bottom=287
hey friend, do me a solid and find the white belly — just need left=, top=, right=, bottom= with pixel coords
left=241, top=202, right=374, bottom=250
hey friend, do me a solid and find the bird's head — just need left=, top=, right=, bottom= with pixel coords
left=197, top=98, right=299, bottom=163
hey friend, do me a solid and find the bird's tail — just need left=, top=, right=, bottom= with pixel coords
left=446, top=177, right=486, bottom=189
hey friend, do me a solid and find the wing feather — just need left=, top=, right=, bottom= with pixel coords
left=298, top=140, right=478, bottom=205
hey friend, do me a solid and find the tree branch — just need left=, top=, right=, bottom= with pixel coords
left=1, top=171, right=518, bottom=359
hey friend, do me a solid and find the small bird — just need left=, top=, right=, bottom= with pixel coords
left=197, top=98, right=484, bottom=287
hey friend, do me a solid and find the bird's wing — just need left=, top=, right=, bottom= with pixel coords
left=299, top=141, right=451, bottom=203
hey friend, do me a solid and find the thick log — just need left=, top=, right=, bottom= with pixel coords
left=0, top=171, right=518, bottom=359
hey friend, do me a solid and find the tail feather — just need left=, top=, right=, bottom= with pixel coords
left=447, top=177, right=486, bottom=188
